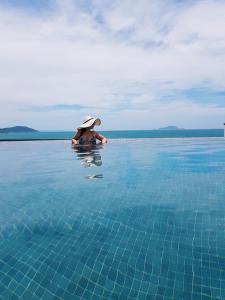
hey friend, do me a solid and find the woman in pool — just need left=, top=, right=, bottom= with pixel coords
left=72, top=116, right=107, bottom=145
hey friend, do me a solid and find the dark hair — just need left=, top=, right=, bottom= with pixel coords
left=78, top=128, right=87, bottom=138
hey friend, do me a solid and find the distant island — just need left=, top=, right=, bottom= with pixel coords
left=0, top=126, right=38, bottom=133
left=158, top=126, right=184, bottom=130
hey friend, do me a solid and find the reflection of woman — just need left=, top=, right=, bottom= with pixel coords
left=72, top=116, right=107, bottom=145
left=74, top=145, right=103, bottom=168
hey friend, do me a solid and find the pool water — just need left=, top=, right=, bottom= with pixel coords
left=0, top=139, right=225, bottom=300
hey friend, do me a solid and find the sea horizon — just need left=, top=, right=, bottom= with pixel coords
left=0, top=129, right=224, bottom=141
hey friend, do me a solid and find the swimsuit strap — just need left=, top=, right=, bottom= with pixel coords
left=78, top=136, right=84, bottom=145
left=91, top=136, right=96, bottom=145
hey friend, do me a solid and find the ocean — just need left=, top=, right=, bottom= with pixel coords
left=0, top=129, right=223, bottom=141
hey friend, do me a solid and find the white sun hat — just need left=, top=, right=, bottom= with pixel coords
left=78, top=115, right=101, bottom=129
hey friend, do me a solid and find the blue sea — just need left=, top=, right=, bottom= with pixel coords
left=1, top=138, right=225, bottom=299
left=0, top=129, right=223, bottom=141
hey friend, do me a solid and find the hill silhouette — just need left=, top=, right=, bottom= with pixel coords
left=0, top=126, right=38, bottom=133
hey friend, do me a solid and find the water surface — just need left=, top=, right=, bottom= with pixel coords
left=0, top=139, right=225, bottom=299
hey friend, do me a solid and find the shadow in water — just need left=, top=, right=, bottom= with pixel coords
left=73, top=144, right=104, bottom=179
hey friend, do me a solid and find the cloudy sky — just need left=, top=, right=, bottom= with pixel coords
left=0, top=0, right=225, bottom=130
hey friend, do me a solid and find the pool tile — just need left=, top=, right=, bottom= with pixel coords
left=1, top=139, right=225, bottom=299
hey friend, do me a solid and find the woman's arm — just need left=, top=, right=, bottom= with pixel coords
left=71, top=130, right=81, bottom=145
left=95, top=132, right=108, bottom=144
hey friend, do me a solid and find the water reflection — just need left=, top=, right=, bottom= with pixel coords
left=73, top=144, right=104, bottom=179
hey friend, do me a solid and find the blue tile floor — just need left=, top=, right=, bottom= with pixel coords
left=0, top=139, right=225, bottom=299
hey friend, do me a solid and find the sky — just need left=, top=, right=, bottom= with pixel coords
left=0, top=0, right=225, bottom=130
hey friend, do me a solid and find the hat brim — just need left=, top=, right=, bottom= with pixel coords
left=78, top=118, right=101, bottom=129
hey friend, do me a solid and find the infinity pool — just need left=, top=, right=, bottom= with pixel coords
left=0, top=139, right=225, bottom=300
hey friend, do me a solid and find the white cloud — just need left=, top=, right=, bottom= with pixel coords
left=0, top=0, right=225, bottom=130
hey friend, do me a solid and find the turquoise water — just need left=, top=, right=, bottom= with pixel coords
left=0, top=129, right=223, bottom=141
left=1, top=138, right=225, bottom=299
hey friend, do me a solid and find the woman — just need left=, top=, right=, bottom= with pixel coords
left=72, top=116, right=107, bottom=145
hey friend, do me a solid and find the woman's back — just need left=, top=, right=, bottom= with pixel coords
left=78, top=131, right=96, bottom=145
